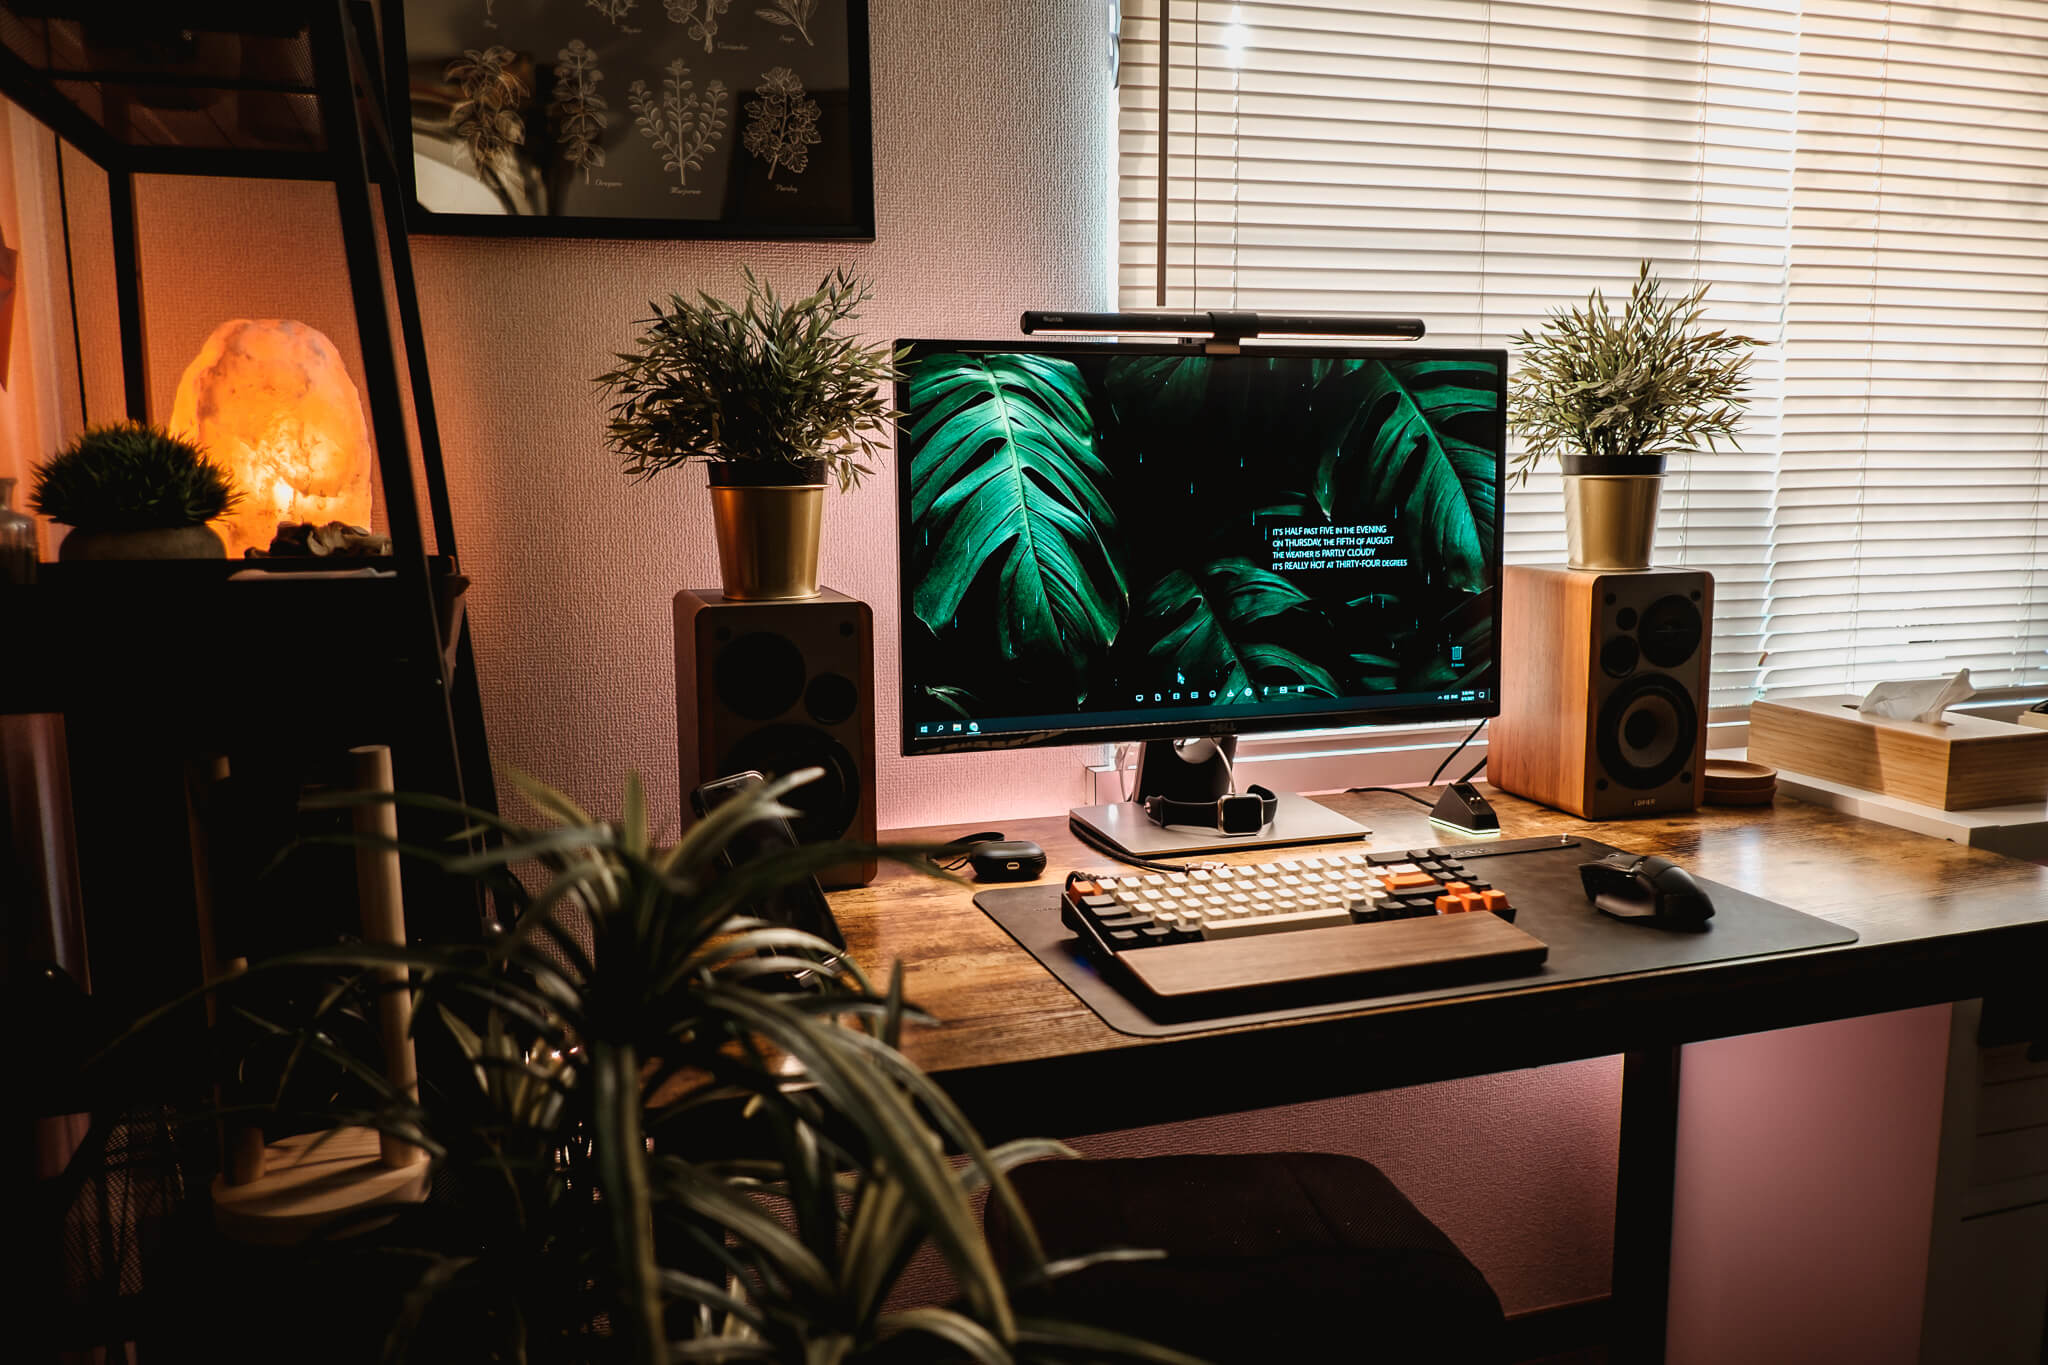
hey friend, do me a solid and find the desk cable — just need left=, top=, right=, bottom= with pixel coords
left=1348, top=719, right=1489, bottom=803
left=1068, top=817, right=1225, bottom=875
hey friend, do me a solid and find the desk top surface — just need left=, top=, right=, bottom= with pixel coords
left=829, top=786, right=2048, bottom=1138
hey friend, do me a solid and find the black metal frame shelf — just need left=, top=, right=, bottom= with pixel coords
left=0, top=0, right=497, bottom=919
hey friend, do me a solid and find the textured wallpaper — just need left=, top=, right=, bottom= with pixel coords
left=111, top=0, right=1618, bottom=1313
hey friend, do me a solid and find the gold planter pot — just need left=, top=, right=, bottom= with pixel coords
left=1564, top=474, right=1661, bottom=571
left=708, top=482, right=825, bottom=600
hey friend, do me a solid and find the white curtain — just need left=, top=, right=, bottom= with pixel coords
left=1118, top=0, right=2048, bottom=706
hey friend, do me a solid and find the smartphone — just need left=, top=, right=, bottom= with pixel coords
left=689, top=770, right=847, bottom=951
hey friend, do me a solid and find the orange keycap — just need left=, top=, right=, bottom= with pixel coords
left=1384, top=870, right=1439, bottom=891
left=1435, top=895, right=1461, bottom=914
left=1479, top=889, right=1510, bottom=913
left=1071, top=880, right=1100, bottom=897
left=1444, top=881, right=1471, bottom=894
left=1456, top=893, right=1484, bottom=914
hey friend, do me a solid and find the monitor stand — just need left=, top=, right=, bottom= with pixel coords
left=1069, top=736, right=1370, bottom=859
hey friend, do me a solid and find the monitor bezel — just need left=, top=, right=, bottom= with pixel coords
left=892, top=337, right=1508, bottom=758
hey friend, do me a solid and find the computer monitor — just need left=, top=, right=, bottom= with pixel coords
left=894, top=338, right=1506, bottom=856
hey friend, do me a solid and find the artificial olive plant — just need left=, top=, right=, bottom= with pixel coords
left=596, top=268, right=903, bottom=493
left=1507, top=260, right=1757, bottom=486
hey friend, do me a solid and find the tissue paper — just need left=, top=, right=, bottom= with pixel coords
left=1858, top=668, right=1975, bottom=724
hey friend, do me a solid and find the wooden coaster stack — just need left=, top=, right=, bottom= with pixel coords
left=1704, top=758, right=1777, bottom=806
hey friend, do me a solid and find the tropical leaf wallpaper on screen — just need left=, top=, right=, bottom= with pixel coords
left=904, top=350, right=1501, bottom=728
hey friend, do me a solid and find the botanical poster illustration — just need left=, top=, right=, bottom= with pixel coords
left=549, top=40, right=609, bottom=184
left=405, top=0, right=869, bottom=233
left=744, top=66, right=820, bottom=178
left=756, top=0, right=816, bottom=44
left=904, top=352, right=1501, bottom=720
left=665, top=0, right=731, bottom=53
left=585, top=0, right=639, bottom=28
left=629, top=58, right=730, bottom=190
left=445, top=45, right=526, bottom=207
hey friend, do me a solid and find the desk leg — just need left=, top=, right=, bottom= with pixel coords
left=1613, top=1044, right=1681, bottom=1365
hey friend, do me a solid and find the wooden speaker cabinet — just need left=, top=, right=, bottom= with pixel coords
left=674, top=587, right=877, bottom=887
left=1491, top=565, right=1713, bottom=820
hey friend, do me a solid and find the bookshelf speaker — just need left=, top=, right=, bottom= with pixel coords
left=674, top=587, right=877, bottom=887
left=1491, top=565, right=1713, bottom=820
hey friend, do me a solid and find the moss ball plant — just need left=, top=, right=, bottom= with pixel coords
left=31, top=421, right=242, bottom=531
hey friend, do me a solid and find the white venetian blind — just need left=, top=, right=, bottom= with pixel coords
left=1765, top=1, right=2048, bottom=695
left=1116, top=0, right=1795, bottom=710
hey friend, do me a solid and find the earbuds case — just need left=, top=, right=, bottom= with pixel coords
left=967, top=840, right=1046, bottom=882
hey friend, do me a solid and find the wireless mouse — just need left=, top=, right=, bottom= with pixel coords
left=1579, top=852, right=1715, bottom=928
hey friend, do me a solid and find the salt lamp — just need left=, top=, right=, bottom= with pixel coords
left=169, top=319, right=374, bottom=558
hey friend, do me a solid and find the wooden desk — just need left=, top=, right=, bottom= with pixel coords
left=828, top=785, right=2048, bottom=1363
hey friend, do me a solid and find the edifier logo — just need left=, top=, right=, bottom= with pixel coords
left=1632, top=797, right=1658, bottom=808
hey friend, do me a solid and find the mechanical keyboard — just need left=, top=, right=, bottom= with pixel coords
left=1059, top=837, right=1564, bottom=1009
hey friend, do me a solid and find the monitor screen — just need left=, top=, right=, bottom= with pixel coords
left=895, top=340, right=1506, bottom=755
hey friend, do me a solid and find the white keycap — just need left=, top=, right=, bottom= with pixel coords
left=1201, top=905, right=1353, bottom=938
left=1098, top=877, right=1120, bottom=889
left=1276, top=859, right=1302, bottom=871
left=1301, top=856, right=1327, bottom=869
left=1141, top=874, right=1167, bottom=886
left=1190, top=869, right=1212, bottom=881
left=1167, top=872, right=1189, bottom=883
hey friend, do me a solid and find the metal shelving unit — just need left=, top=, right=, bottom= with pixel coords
left=0, top=0, right=497, bottom=942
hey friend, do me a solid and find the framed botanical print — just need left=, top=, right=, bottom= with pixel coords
left=388, top=0, right=873, bottom=238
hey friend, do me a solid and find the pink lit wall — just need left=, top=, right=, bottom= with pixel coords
left=1667, top=1005, right=1950, bottom=1363
left=43, top=0, right=1952, bottom=1328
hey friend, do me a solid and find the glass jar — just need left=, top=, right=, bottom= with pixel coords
left=0, top=476, right=37, bottom=583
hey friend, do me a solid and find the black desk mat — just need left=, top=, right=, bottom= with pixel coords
left=973, top=835, right=1858, bottom=1038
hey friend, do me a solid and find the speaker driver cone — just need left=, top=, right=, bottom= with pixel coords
left=718, top=724, right=860, bottom=842
left=715, top=631, right=808, bottom=720
left=1596, top=673, right=1698, bottom=789
left=1638, top=595, right=1704, bottom=668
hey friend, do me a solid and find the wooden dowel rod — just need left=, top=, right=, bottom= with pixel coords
left=350, top=745, right=422, bottom=1170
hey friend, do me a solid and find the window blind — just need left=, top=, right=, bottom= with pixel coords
left=1116, top=0, right=1793, bottom=710
left=1766, top=0, right=2048, bottom=695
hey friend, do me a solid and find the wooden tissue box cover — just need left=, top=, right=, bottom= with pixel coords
left=1748, top=695, right=2048, bottom=810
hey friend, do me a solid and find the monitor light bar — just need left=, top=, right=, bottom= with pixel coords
left=1019, top=309, right=1426, bottom=343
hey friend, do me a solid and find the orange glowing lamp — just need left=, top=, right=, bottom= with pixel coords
left=170, top=319, right=375, bottom=559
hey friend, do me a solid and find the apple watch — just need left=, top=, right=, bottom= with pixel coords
left=1142, top=784, right=1279, bottom=835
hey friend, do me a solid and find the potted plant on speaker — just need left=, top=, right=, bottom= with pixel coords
left=596, top=268, right=902, bottom=600
left=31, top=420, right=242, bottom=561
left=1508, top=260, right=1756, bottom=571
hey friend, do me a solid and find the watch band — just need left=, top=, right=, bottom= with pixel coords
left=1143, top=784, right=1279, bottom=834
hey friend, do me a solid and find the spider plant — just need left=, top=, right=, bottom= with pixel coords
left=69, top=769, right=1197, bottom=1365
